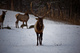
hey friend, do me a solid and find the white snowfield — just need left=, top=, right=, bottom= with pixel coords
left=0, top=9, right=80, bottom=53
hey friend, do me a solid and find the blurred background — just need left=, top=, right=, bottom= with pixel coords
left=0, top=0, right=80, bottom=25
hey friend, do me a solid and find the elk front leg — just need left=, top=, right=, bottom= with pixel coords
left=36, top=33, right=39, bottom=46
left=0, top=23, right=3, bottom=29
left=22, top=22, right=24, bottom=28
left=40, top=33, right=43, bottom=45
left=15, top=20, right=19, bottom=28
left=2, top=23, right=3, bottom=29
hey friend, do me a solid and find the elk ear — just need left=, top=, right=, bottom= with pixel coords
left=35, top=18, right=39, bottom=20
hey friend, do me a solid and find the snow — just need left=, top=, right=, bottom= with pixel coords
left=0, top=9, right=80, bottom=53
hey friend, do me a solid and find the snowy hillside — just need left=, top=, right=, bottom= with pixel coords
left=0, top=9, right=80, bottom=53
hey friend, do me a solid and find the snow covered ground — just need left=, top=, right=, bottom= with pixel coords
left=0, top=9, right=80, bottom=53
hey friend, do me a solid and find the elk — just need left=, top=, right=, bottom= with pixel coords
left=0, top=11, right=7, bottom=29
left=30, top=2, right=51, bottom=46
left=15, top=12, right=29, bottom=28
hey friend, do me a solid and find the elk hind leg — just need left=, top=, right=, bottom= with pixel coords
left=26, top=22, right=28, bottom=29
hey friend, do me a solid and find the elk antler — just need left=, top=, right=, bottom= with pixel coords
left=30, top=2, right=51, bottom=18
left=30, top=2, right=39, bottom=17
left=42, top=2, right=51, bottom=19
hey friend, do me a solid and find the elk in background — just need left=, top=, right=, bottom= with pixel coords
left=15, top=12, right=29, bottom=28
left=30, top=2, right=51, bottom=46
left=0, top=11, right=7, bottom=29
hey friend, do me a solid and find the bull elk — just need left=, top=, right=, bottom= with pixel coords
left=0, top=11, right=7, bottom=29
left=30, top=2, right=51, bottom=46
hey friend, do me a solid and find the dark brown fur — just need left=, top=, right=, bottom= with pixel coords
left=0, top=11, right=7, bottom=29
left=15, top=12, right=29, bottom=28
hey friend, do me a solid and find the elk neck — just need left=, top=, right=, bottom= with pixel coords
left=36, top=20, right=43, bottom=31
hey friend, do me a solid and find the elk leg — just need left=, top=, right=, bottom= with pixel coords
left=21, top=22, right=24, bottom=28
left=26, top=22, right=28, bottom=29
left=2, top=23, right=3, bottom=29
left=0, top=25, right=1, bottom=29
left=23, top=22, right=24, bottom=25
left=40, top=33, right=43, bottom=45
left=36, top=33, right=39, bottom=46
left=39, top=35, right=41, bottom=45
left=0, top=23, right=3, bottom=29
left=15, top=20, right=19, bottom=28
left=21, top=24, right=23, bottom=28
left=15, top=21, right=17, bottom=28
